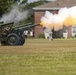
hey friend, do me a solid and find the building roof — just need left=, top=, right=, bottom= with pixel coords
left=33, top=0, right=76, bottom=10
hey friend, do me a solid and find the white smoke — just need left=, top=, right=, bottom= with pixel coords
left=41, top=6, right=76, bottom=31
left=0, top=5, right=29, bottom=24
left=20, top=0, right=23, bottom=3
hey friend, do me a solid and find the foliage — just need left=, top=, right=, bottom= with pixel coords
left=0, top=0, right=48, bottom=24
left=74, top=34, right=76, bottom=37
left=25, top=0, right=49, bottom=25
left=38, top=33, right=45, bottom=38
left=21, top=0, right=49, bottom=27
left=21, top=0, right=27, bottom=4
left=26, top=0, right=48, bottom=9
left=0, top=0, right=15, bottom=16
left=72, top=34, right=76, bottom=38
left=0, top=0, right=27, bottom=16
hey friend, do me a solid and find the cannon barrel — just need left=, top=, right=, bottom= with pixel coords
left=14, top=23, right=40, bottom=30
left=12, top=23, right=32, bottom=29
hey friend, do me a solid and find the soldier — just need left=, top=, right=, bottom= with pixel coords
left=30, top=30, right=33, bottom=38
left=49, top=31, right=53, bottom=41
left=1, top=26, right=10, bottom=35
left=23, top=30, right=28, bottom=38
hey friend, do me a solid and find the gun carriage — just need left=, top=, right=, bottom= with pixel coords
left=0, top=22, right=39, bottom=46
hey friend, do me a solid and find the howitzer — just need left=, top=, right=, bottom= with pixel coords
left=0, top=22, right=39, bottom=46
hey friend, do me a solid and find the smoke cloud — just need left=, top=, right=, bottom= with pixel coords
left=40, top=6, right=76, bottom=31
left=0, top=4, right=29, bottom=24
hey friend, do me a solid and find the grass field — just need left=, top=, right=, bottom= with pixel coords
left=0, top=39, right=76, bottom=75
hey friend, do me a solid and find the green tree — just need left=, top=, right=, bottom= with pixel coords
left=26, top=0, right=48, bottom=9
left=0, top=0, right=27, bottom=16
left=25, top=0, right=49, bottom=23
left=0, top=0, right=15, bottom=16
left=21, top=0, right=27, bottom=4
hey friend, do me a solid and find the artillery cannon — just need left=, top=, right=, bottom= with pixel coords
left=0, top=22, right=39, bottom=46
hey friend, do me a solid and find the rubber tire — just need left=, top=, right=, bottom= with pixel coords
left=6, top=33, right=20, bottom=46
left=19, top=35, right=25, bottom=45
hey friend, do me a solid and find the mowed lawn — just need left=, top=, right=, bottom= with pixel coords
left=0, top=39, right=76, bottom=75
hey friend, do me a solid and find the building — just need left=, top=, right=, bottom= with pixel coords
left=33, top=0, right=76, bottom=38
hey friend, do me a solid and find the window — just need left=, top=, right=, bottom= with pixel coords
left=73, top=27, right=76, bottom=33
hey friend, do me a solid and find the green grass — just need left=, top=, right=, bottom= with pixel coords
left=0, top=39, right=76, bottom=75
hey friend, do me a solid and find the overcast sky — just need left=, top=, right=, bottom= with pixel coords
left=27, top=0, right=39, bottom=3
left=20, top=0, right=55, bottom=3
left=27, top=0, right=54, bottom=3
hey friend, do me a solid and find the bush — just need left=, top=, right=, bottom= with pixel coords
left=73, top=34, right=76, bottom=38
left=38, top=33, right=45, bottom=39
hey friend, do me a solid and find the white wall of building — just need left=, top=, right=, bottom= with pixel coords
left=63, top=30, right=68, bottom=39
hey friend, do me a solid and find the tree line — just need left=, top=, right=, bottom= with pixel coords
left=0, top=0, right=48, bottom=20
